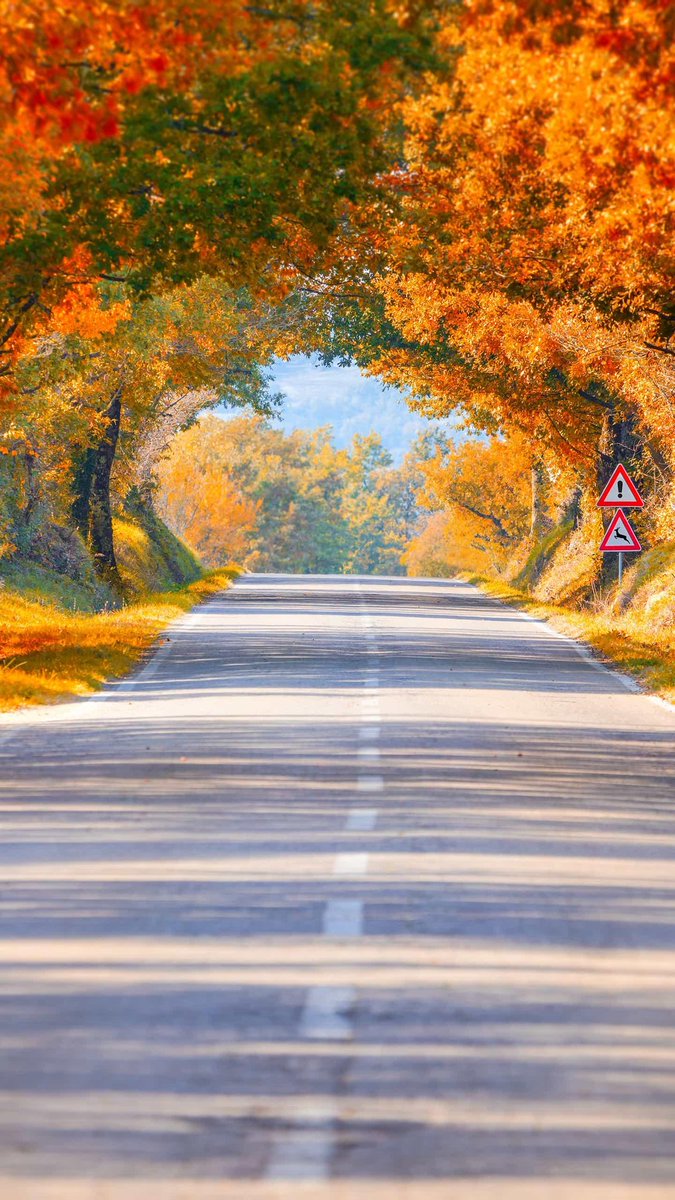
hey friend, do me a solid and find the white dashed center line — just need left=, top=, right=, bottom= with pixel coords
left=299, top=985, right=356, bottom=1041
left=265, top=1102, right=337, bottom=1181
left=360, top=725, right=380, bottom=741
left=346, top=807, right=378, bottom=832
left=333, top=851, right=370, bottom=876
left=323, top=898, right=364, bottom=937
left=356, top=774, right=383, bottom=793
left=358, top=744, right=380, bottom=760
left=266, top=584, right=380, bottom=1182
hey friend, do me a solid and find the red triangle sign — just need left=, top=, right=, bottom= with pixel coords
left=600, top=510, right=642, bottom=552
left=598, top=463, right=644, bottom=507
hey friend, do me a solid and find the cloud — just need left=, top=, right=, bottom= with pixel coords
left=258, top=355, right=457, bottom=461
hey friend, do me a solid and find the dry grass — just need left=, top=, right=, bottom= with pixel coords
left=0, top=568, right=238, bottom=712
left=470, top=575, right=675, bottom=706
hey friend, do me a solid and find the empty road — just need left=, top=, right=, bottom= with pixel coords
left=1, top=574, right=675, bottom=1200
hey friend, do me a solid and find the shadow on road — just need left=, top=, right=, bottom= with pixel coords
left=0, top=576, right=674, bottom=1187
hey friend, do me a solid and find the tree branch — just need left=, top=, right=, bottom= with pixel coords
left=577, top=388, right=614, bottom=410
left=169, top=120, right=236, bottom=139
left=445, top=491, right=510, bottom=540
left=0, top=294, right=38, bottom=351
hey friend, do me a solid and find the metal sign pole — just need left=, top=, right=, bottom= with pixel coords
left=618, top=550, right=623, bottom=586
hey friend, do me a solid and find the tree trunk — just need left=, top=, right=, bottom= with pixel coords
left=71, top=383, right=124, bottom=593
left=71, top=447, right=97, bottom=538
left=561, top=485, right=582, bottom=529
left=89, top=382, right=123, bottom=592
left=530, top=459, right=551, bottom=539
left=597, top=408, right=640, bottom=494
left=21, top=448, right=39, bottom=530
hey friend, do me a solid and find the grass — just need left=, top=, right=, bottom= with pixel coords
left=0, top=567, right=239, bottom=712
left=467, top=573, right=675, bottom=706
left=114, top=512, right=202, bottom=596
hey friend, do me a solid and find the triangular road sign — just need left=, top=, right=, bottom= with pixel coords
left=600, top=510, right=642, bottom=552
left=598, top=463, right=644, bottom=508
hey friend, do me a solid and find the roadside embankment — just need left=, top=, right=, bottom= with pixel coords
left=0, top=506, right=238, bottom=712
left=0, top=568, right=238, bottom=712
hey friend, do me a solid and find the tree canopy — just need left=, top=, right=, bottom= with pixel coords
left=0, top=0, right=673, bottom=594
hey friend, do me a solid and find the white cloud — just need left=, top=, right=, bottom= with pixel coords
left=258, top=355, right=457, bottom=461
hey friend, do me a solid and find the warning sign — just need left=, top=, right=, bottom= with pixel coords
left=598, top=464, right=644, bottom=508
left=600, top=510, right=642, bottom=553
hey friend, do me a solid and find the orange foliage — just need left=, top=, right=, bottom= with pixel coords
left=156, top=421, right=260, bottom=568
left=408, top=434, right=537, bottom=574
left=367, top=0, right=675, bottom=476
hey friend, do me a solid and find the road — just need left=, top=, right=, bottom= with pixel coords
left=1, top=573, right=674, bottom=1200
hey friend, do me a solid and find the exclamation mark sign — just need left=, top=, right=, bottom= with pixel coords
left=617, top=479, right=623, bottom=499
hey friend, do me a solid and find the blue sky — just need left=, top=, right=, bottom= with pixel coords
left=246, top=355, right=458, bottom=462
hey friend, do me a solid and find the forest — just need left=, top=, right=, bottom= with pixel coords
left=0, top=0, right=673, bottom=700
left=157, top=415, right=423, bottom=576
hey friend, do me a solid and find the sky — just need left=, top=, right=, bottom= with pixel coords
left=230, top=354, right=458, bottom=462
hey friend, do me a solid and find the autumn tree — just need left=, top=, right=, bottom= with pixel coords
left=156, top=414, right=419, bottom=575
left=406, top=434, right=536, bottom=575
left=285, top=0, right=674, bottom=529
left=0, top=1, right=442, bottom=388
left=7, top=279, right=279, bottom=588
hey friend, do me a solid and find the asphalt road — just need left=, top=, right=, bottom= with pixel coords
left=1, top=573, right=675, bottom=1200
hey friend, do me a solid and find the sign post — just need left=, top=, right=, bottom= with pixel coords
left=598, top=464, right=643, bottom=581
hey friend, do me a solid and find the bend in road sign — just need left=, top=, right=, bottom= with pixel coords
left=598, top=463, right=644, bottom=508
left=600, top=510, right=642, bottom=552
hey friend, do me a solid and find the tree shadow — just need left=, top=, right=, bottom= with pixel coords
left=1, top=575, right=674, bottom=1185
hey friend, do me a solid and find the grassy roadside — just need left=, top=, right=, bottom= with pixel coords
left=468, top=574, right=675, bottom=706
left=0, top=567, right=239, bottom=712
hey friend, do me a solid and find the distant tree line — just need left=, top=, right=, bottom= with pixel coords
left=156, top=414, right=423, bottom=576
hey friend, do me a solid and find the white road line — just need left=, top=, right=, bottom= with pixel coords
left=299, top=985, right=356, bottom=1040
left=264, top=1102, right=337, bottom=1180
left=269, top=585, right=382, bottom=1182
left=334, top=852, right=369, bottom=876
left=357, top=775, right=383, bottom=793
left=323, top=898, right=364, bottom=937
left=346, top=807, right=378, bottom=832
left=359, top=725, right=380, bottom=741
left=357, top=744, right=380, bottom=760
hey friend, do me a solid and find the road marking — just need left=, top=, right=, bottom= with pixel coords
left=357, top=774, right=383, bottom=793
left=359, top=725, right=380, bottom=741
left=323, top=898, right=363, bottom=937
left=265, top=1101, right=337, bottom=1180
left=333, top=852, right=369, bottom=876
left=346, top=807, right=378, bottom=832
left=299, top=985, right=355, bottom=1040
left=358, top=744, right=380, bottom=760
